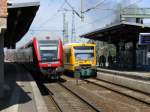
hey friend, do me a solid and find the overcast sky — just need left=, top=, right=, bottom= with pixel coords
left=9, top=0, right=150, bottom=48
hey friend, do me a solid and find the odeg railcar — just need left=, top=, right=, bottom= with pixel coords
left=64, top=43, right=97, bottom=77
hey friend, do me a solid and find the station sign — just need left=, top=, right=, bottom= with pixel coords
left=139, top=33, right=150, bottom=45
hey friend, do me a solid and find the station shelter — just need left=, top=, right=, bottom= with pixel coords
left=0, top=1, right=39, bottom=97
left=81, top=21, right=150, bottom=70
left=5, top=2, right=40, bottom=48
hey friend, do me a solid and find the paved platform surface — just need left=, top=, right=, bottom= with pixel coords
left=0, top=63, right=48, bottom=112
left=97, top=67, right=150, bottom=94
left=97, top=67, right=150, bottom=80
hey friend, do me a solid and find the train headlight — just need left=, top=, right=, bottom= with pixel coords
left=56, top=67, right=64, bottom=72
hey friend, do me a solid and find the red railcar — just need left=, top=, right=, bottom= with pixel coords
left=24, top=37, right=64, bottom=79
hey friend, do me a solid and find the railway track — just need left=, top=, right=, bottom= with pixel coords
left=36, top=74, right=150, bottom=112
left=37, top=82, right=62, bottom=112
left=44, top=82, right=100, bottom=112
left=45, top=86, right=63, bottom=112
left=62, top=75, right=150, bottom=112
left=83, top=78, right=150, bottom=105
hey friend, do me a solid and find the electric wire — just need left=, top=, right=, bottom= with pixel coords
left=83, top=0, right=106, bottom=13
left=29, top=29, right=63, bottom=32
left=34, top=1, right=66, bottom=29
left=122, top=0, right=143, bottom=9
left=64, top=0, right=81, bottom=18
left=31, top=0, right=144, bottom=38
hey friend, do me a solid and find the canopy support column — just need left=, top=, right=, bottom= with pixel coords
left=132, top=41, right=137, bottom=70
left=0, top=29, right=5, bottom=98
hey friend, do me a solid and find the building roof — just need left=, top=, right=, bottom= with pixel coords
left=80, top=21, right=150, bottom=44
left=64, top=43, right=95, bottom=47
left=4, top=2, right=40, bottom=48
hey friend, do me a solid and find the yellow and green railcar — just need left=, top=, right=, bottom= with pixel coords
left=64, top=43, right=97, bottom=77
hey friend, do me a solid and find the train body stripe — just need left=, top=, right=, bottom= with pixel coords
left=58, top=39, right=63, bottom=66
left=33, top=37, right=41, bottom=62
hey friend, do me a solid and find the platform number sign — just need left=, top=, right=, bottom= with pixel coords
left=139, top=33, right=150, bottom=45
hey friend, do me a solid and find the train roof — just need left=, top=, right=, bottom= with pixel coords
left=19, top=37, right=62, bottom=49
left=5, top=2, right=40, bottom=48
left=64, top=43, right=96, bottom=47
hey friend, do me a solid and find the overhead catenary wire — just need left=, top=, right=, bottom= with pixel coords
left=122, top=0, right=143, bottom=9
left=76, top=0, right=144, bottom=30
left=36, top=1, right=66, bottom=29
left=32, top=0, right=144, bottom=39
left=64, top=0, right=107, bottom=19
left=75, top=5, right=117, bottom=30
left=36, top=0, right=142, bottom=28
left=36, top=0, right=109, bottom=34
left=81, top=0, right=142, bottom=14
left=64, top=0, right=82, bottom=18
left=63, top=0, right=108, bottom=42
left=76, top=13, right=110, bottom=31
left=32, top=1, right=66, bottom=36
left=83, top=0, right=106, bottom=13
left=29, top=29, right=63, bottom=32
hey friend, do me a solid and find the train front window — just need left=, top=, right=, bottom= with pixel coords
left=74, top=46, right=94, bottom=60
left=39, top=40, right=58, bottom=62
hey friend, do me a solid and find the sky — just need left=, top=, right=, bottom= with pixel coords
left=9, top=0, right=150, bottom=48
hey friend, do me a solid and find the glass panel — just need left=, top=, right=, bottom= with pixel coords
left=39, top=40, right=58, bottom=62
left=74, top=46, right=94, bottom=60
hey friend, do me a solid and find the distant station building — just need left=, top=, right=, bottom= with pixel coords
left=81, top=8, right=150, bottom=70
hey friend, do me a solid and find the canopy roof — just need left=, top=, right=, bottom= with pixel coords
left=4, top=2, right=40, bottom=48
left=81, top=21, right=150, bottom=44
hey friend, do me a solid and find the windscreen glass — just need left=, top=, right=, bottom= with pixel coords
left=74, top=46, right=94, bottom=60
left=39, top=40, right=58, bottom=62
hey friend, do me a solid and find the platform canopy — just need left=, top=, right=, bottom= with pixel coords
left=80, top=21, right=150, bottom=44
left=4, top=2, right=40, bottom=48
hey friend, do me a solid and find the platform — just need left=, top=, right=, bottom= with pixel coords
left=0, top=63, right=48, bottom=112
left=97, top=67, right=150, bottom=80
left=97, top=67, right=150, bottom=94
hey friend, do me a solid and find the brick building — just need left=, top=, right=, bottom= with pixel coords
left=0, top=0, right=7, bottom=17
left=0, top=0, right=7, bottom=98
left=0, top=0, right=7, bottom=29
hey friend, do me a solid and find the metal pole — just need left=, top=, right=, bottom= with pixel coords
left=66, top=21, right=68, bottom=43
left=63, top=13, right=66, bottom=44
left=71, top=11, right=75, bottom=42
left=0, top=30, right=4, bottom=98
left=81, top=0, right=84, bottom=21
